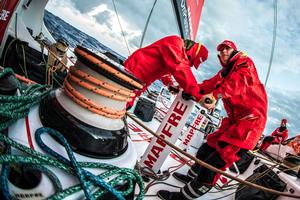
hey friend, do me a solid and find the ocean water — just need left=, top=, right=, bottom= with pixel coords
left=44, top=10, right=125, bottom=61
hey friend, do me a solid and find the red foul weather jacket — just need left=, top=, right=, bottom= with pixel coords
left=124, top=35, right=202, bottom=101
left=271, top=127, right=288, bottom=144
left=199, top=51, right=267, bottom=164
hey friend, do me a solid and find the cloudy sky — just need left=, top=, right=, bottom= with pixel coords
left=46, top=0, right=300, bottom=137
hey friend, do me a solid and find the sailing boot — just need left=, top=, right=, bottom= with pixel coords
left=157, top=190, right=189, bottom=200
left=172, top=172, right=192, bottom=184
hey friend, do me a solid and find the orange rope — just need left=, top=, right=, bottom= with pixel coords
left=0, top=66, right=36, bottom=84
left=63, top=79, right=125, bottom=119
left=75, top=48, right=144, bottom=90
left=67, top=74, right=132, bottom=102
left=15, top=74, right=36, bottom=84
left=60, top=47, right=139, bottom=118
left=69, top=66, right=135, bottom=97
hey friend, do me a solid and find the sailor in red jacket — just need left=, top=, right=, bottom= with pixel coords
left=124, top=35, right=208, bottom=108
left=158, top=40, right=268, bottom=200
left=260, top=118, right=289, bottom=151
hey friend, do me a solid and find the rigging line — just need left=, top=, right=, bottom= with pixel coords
left=112, top=0, right=131, bottom=55
left=264, top=0, right=278, bottom=87
left=139, top=0, right=158, bottom=48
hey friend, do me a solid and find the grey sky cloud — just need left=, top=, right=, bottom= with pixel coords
left=94, top=10, right=114, bottom=30
left=72, top=0, right=101, bottom=13
left=110, top=0, right=178, bottom=47
left=266, top=88, right=300, bottom=136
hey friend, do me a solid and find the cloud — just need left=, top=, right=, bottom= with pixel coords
left=47, top=0, right=181, bottom=55
left=93, top=9, right=114, bottom=30
left=71, top=0, right=101, bottom=14
left=197, top=0, right=300, bottom=91
left=265, top=88, right=300, bottom=137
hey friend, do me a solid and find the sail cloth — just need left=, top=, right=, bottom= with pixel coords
left=0, top=0, right=20, bottom=45
left=172, top=0, right=204, bottom=40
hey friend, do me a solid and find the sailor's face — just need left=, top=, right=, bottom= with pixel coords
left=219, top=46, right=234, bottom=64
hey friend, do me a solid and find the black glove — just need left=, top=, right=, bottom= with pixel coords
left=181, top=91, right=195, bottom=101
left=168, top=85, right=179, bottom=94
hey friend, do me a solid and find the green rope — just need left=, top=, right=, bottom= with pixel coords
left=0, top=68, right=51, bottom=131
left=35, top=127, right=123, bottom=200
left=0, top=131, right=144, bottom=199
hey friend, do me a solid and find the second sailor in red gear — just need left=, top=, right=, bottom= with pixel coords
left=123, top=35, right=208, bottom=108
left=260, top=118, right=289, bottom=151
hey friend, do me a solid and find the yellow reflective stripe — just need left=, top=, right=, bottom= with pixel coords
left=196, top=43, right=202, bottom=55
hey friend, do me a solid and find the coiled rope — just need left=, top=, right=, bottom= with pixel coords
left=62, top=46, right=146, bottom=119
left=74, top=48, right=143, bottom=90
left=63, top=65, right=136, bottom=118
left=0, top=128, right=144, bottom=200
left=0, top=68, right=51, bottom=132
left=69, top=66, right=135, bottom=98
left=66, top=70, right=132, bottom=102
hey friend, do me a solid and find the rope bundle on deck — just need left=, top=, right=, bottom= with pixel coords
left=0, top=68, right=51, bottom=132
left=0, top=128, right=144, bottom=200
left=0, top=128, right=144, bottom=199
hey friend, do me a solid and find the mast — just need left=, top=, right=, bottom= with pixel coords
left=171, top=0, right=204, bottom=40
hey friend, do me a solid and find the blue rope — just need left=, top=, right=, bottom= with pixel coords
left=35, top=127, right=125, bottom=200
left=0, top=137, right=63, bottom=200
left=0, top=143, right=16, bottom=200
left=0, top=129, right=144, bottom=199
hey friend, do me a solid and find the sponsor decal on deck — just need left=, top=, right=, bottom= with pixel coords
left=139, top=90, right=195, bottom=172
